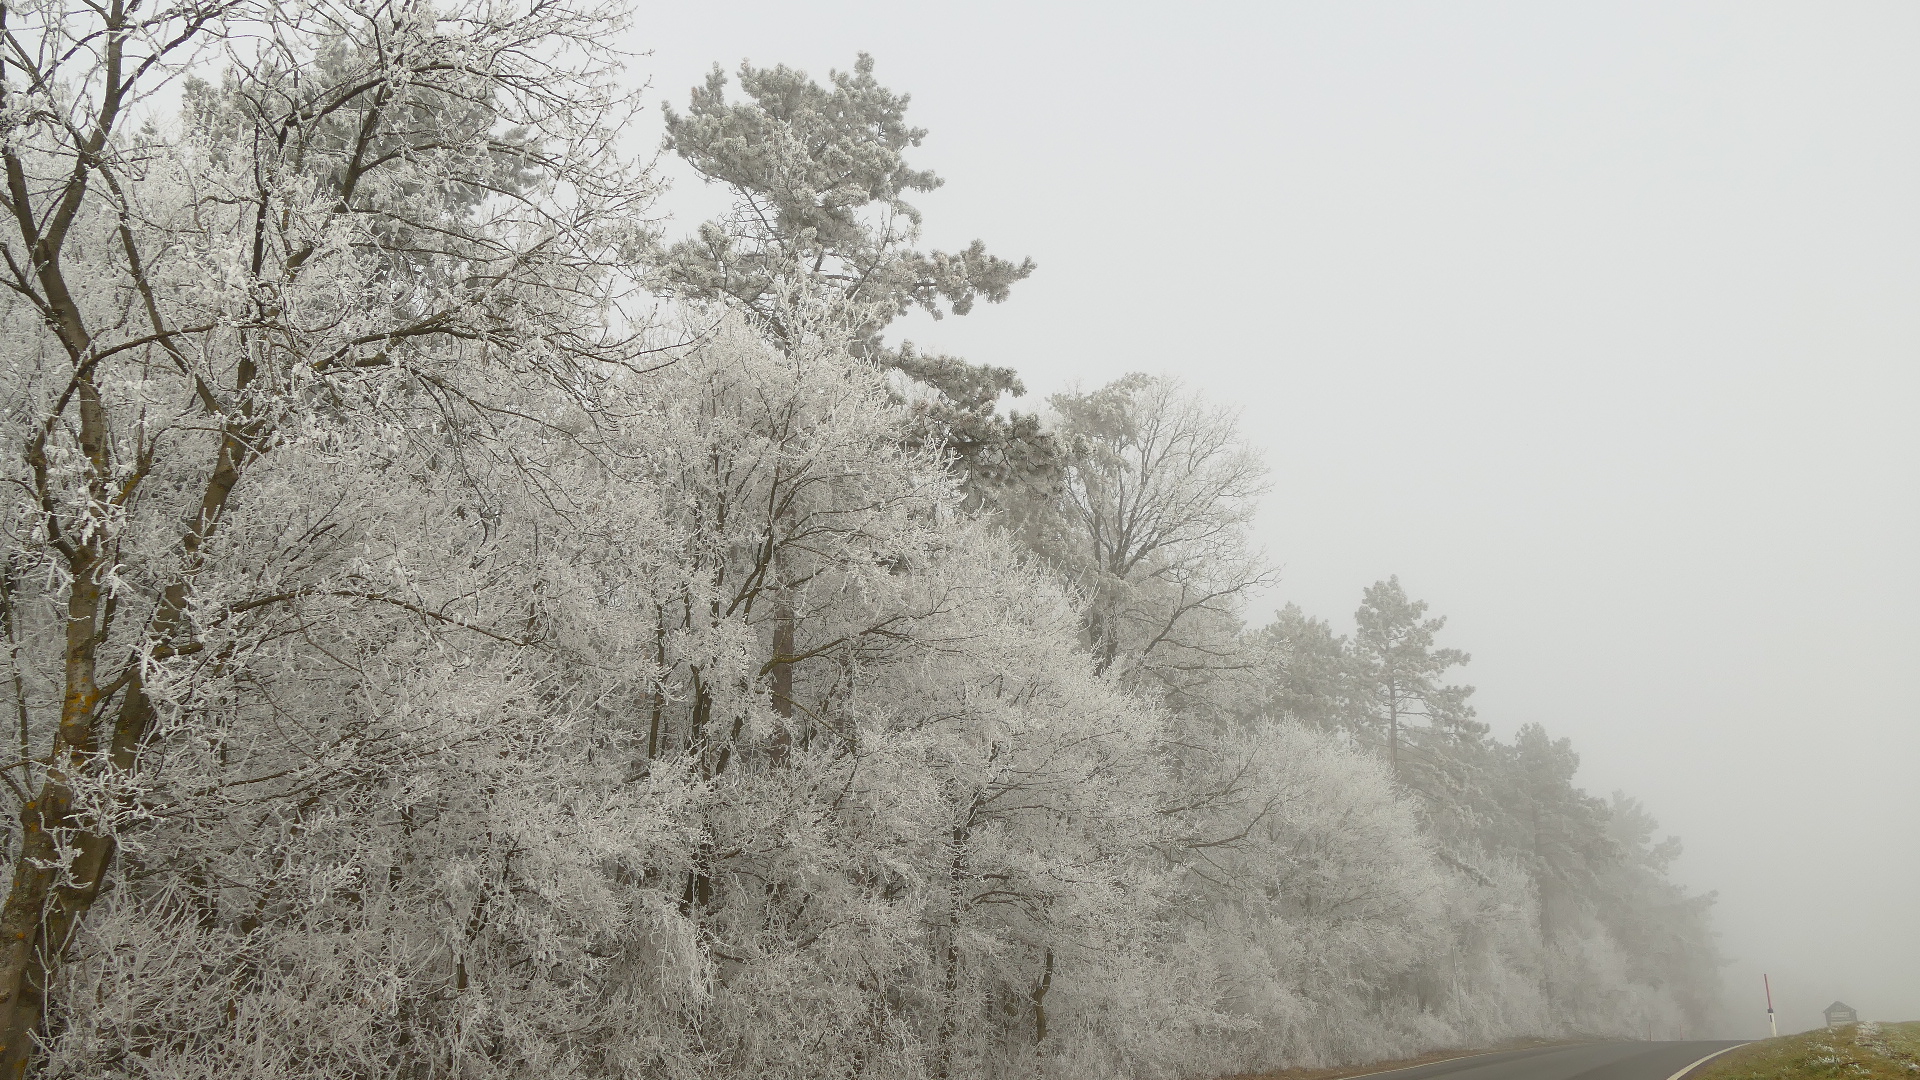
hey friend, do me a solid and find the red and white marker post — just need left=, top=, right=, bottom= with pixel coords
left=1765, top=974, right=1777, bottom=1037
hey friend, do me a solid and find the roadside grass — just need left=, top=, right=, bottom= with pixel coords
left=1693, top=1023, right=1920, bottom=1080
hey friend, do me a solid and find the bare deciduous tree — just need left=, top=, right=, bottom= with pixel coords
left=1037, top=374, right=1274, bottom=713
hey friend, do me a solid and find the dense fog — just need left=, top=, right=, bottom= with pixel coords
left=0, top=1, right=1907, bottom=1078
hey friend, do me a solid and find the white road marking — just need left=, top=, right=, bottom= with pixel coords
left=1661, top=1043, right=1752, bottom=1080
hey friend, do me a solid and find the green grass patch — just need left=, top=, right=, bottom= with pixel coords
left=1695, top=1023, right=1920, bottom=1080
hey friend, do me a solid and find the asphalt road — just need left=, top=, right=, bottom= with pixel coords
left=1360, top=1042, right=1749, bottom=1080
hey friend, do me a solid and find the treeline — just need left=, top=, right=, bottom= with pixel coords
left=0, top=1, right=1716, bottom=1077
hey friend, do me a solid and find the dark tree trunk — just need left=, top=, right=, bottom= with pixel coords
left=1031, top=947, right=1054, bottom=1044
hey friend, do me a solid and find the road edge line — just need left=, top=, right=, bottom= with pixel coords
left=1661, top=1043, right=1751, bottom=1080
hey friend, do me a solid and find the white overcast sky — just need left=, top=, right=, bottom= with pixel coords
left=624, top=1, right=1920, bottom=1037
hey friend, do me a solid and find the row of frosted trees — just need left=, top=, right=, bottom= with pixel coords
left=0, top=0, right=1717, bottom=1076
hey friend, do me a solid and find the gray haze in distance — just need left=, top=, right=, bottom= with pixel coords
left=627, top=1, right=1920, bottom=1036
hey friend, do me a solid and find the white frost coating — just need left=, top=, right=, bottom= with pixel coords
left=0, top=5, right=1718, bottom=1076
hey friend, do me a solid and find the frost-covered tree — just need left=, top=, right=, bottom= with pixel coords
left=658, top=54, right=1051, bottom=504
left=0, top=0, right=656, bottom=1070
left=1495, top=725, right=1614, bottom=943
left=1595, top=794, right=1722, bottom=1033
left=1031, top=374, right=1274, bottom=716
left=1252, top=603, right=1351, bottom=731
left=590, top=321, right=1171, bottom=1078
left=1249, top=585, right=1723, bottom=1054
left=1349, top=577, right=1486, bottom=798
left=25, top=281, right=1173, bottom=1077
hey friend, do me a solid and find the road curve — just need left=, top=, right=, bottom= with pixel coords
left=1352, top=1042, right=1748, bottom=1080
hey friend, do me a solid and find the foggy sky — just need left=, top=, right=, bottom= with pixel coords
left=626, top=1, right=1920, bottom=1036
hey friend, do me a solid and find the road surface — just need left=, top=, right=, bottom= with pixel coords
left=1358, top=1042, right=1748, bottom=1080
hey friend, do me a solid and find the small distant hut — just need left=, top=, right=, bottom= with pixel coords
left=1824, top=1001, right=1858, bottom=1028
